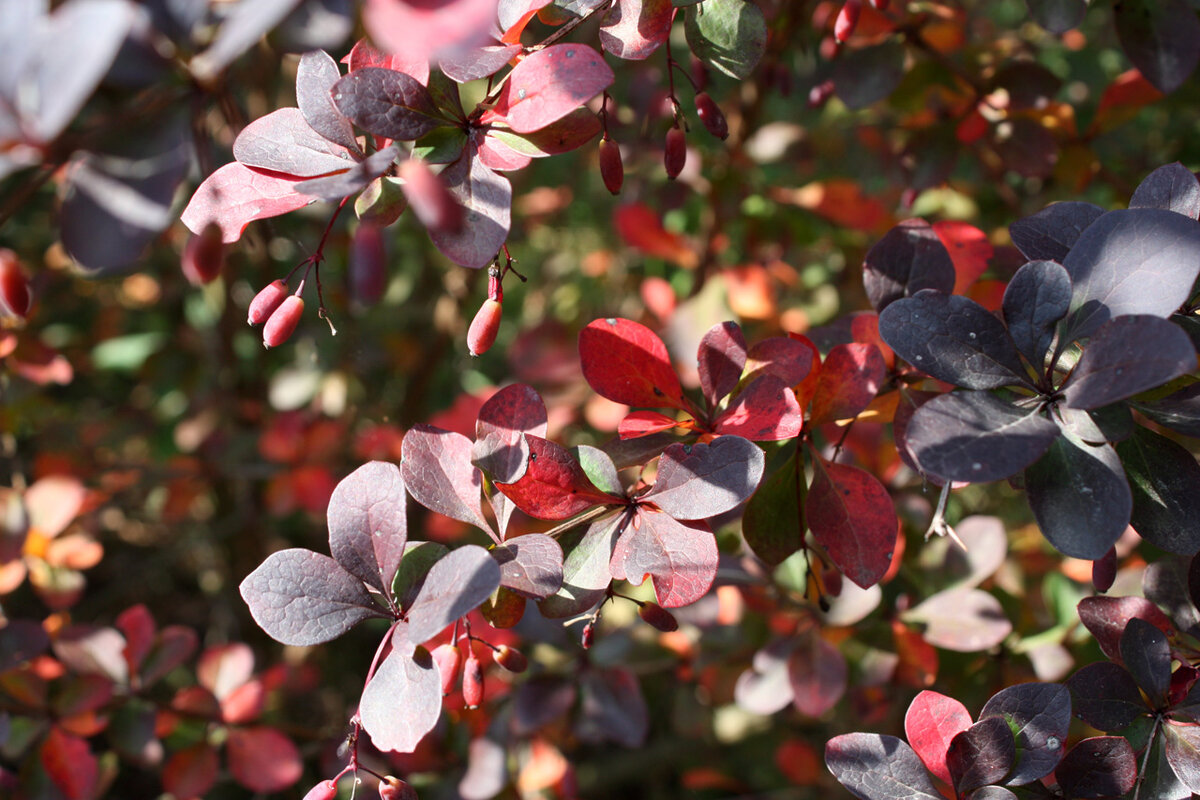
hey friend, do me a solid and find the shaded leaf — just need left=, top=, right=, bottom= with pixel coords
left=538, top=514, right=621, bottom=619
left=610, top=510, right=717, bottom=607
left=825, top=733, right=945, bottom=800
left=1077, top=595, right=1175, bottom=663
left=1114, top=0, right=1200, bottom=94
left=579, top=317, right=687, bottom=410
left=806, top=458, right=897, bottom=589
left=906, top=588, right=1012, bottom=652
left=226, top=726, right=302, bottom=793
left=947, top=716, right=1014, bottom=794
left=745, top=335, right=816, bottom=387
left=487, top=109, right=603, bottom=156
left=491, top=533, right=563, bottom=599
left=808, top=343, right=887, bottom=424
left=392, top=541, right=449, bottom=611
left=642, top=436, right=765, bottom=520
left=1009, top=201, right=1104, bottom=263
left=1130, top=161, right=1200, bottom=218
left=1066, top=662, right=1148, bottom=731
left=832, top=39, right=907, bottom=110
left=181, top=162, right=313, bottom=243
left=1163, top=722, right=1200, bottom=791
left=485, top=44, right=613, bottom=134
left=787, top=632, right=846, bottom=717
left=600, top=0, right=674, bottom=60
left=399, top=545, right=501, bottom=644
left=1055, top=736, right=1137, bottom=799
left=1001, top=260, right=1072, bottom=370
left=575, top=444, right=624, bottom=497
left=1133, top=381, right=1200, bottom=438
left=359, top=644, right=441, bottom=753
left=428, top=148, right=512, bottom=269
left=742, top=450, right=804, bottom=565
left=1112, top=426, right=1200, bottom=554
left=683, top=0, right=766, bottom=79
left=1062, top=315, right=1195, bottom=409
left=863, top=219, right=956, bottom=313
left=698, top=321, right=747, bottom=408
left=1120, top=618, right=1172, bottom=707
left=441, top=44, right=522, bottom=83
left=328, top=460, right=407, bottom=595
left=495, top=434, right=619, bottom=520
left=296, top=145, right=398, bottom=200
left=904, top=690, right=973, bottom=786
left=473, top=384, right=547, bottom=484
left=402, top=424, right=493, bottom=535
left=296, top=49, right=360, bottom=151
left=1025, top=0, right=1086, bottom=34
left=331, top=67, right=446, bottom=140
left=979, top=682, right=1071, bottom=785
left=233, top=107, right=356, bottom=177
left=734, top=638, right=796, bottom=715
left=577, top=667, right=648, bottom=747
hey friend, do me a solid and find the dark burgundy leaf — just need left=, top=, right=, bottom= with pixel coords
left=331, top=67, right=446, bottom=141
left=1133, top=382, right=1200, bottom=438
left=226, top=726, right=302, bottom=793
left=181, top=162, right=313, bottom=243
left=879, top=291, right=1031, bottom=390
left=905, top=588, right=1012, bottom=652
left=968, top=788, right=1017, bottom=800
left=1120, top=618, right=1172, bottom=707
left=473, top=384, right=548, bottom=484
left=1130, top=161, right=1200, bottom=218
left=1001, top=259, right=1072, bottom=370
left=808, top=343, right=887, bottom=424
left=1191, top=551, right=1200, bottom=623
left=825, top=733, right=945, bottom=800
left=806, top=458, right=897, bottom=589
left=599, top=0, right=674, bottom=60
left=233, top=107, right=356, bottom=177
left=440, top=44, right=522, bottom=83
left=1144, top=559, right=1200, bottom=633
left=1025, top=434, right=1130, bottom=559
left=140, top=626, right=200, bottom=688
left=398, top=545, right=501, bottom=644
left=904, top=391, right=1059, bottom=483
left=427, top=148, right=512, bottom=268
left=979, top=682, right=1070, bottom=785
left=579, top=317, right=688, bottom=410
left=401, top=423, right=493, bottom=536
left=239, top=549, right=383, bottom=646
left=744, top=335, right=816, bottom=387
left=1142, top=736, right=1194, bottom=800
left=609, top=510, right=717, bottom=608
left=491, top=533, right=563, bottom=599
left=904, top=690, right=973, bottom=786
left=538, top=514, right=621, bottom=619
left=1009, top=201, right=1104, bottom=263
left=296, top=50, right=359, bottom=152
left=1077, top=595, right=1175, bottom=663
left=190, top=0, right=301, bottom=81
left=359, top=643, right=441, bottom=753
left=512, top=676, right=577, bottom=735
left=734, top=638, right=796, bottom=715
left=698, top=322, right=747, bottom=408
left=1055, top=736, right=1137, bottom=799
left=862, top=219, right=956, bottom=313
left=1066, top=662, right=1147, bottom=731
left=642, top=436, right=765, bottom=520
left=575, top=444, right=624, bottom=497
left=1025, top=0, right=1086, bottom=34
left=391, top=541, right=449, bottom=612
left=947, top=716, right=1015, bottom=794
left=296, top=145, right=398, bottom=200
left=1061, top=208, right=1200, bottom=341
left=1116, top=426, right=1200, bottom=555
left=994, top=117, right=1056, bottom=179
left=742, top=450, right=804, bottom=565
left=1114, top=0, right=1200, bottom=94
left=1162, top=722, right=1200, bottom=792
left=163, top=743, right=219, bottom=799
left=327, top=460, right=407, bottom=595
left=485, top=44, right=613, bottom=134
left=495, top=434, right=620, bottom=520
left=577, top=667, right=648, bottom=747
left=832, top=40, right=907, bottom=110
left=1062, top=315, right=1195, bottom=409
left=0, top=619, right=49, bottom=672
left=787, top=631, right=846, bottom=717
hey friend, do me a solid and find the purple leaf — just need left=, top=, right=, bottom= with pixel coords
left=1133, top=382, right=1200, bottom=438
left=744, top=335, right=815, bottom=387
left=742, top=451, right=804, bottom=566
left=599, top=0, right=674, bottom=60
left=1062, top=315, right=1196, bottom=409
left=787, top=631, right=846, bottom=718
left=296, top=145, right=398, bottom=200
left=1120, top=618, right=1172, bottom=707
left=296, top=50, right=360, bottom=152
left=486, top=44, right=614, bottom=134
left=1025, top=0, right=1086, bottom=34
left=0, top=620, right=49, bottom=673
left=473, top=384, right=548, bottom=484
left=401, top=424, right=494, bottom=537
left=538, top=515, right=621, bottom=619
left=878, top=290, right=1031, bottom=390
left=1077, top=595, right=1175, bottom=663
left=1055, top=736, right=1137, bottom=799
left=1114, top=0, right=1200, bottom=94
left=947, top=716, right=1014, bottom=794
left=1163, top=721, right=1200, bottom=792
left=180, top=162, right=313, bottom=243
left=1130, top=162, right=1200, bottom=218
left=641, top=436, right=765, bottom=520
left=577, top=667, right=647, bottom=747
left=734, top=638, right=796, bottom=715
left=440, top=44, right=522, bottom=83
left=233, top=108, right=357, bottom=177
left=979, top=682, right=1071, bottom=785
left=331, top=67, right=446, bottom=141
left=359, top=643, right=441, bottom=753
left=610, top=510, right=716, bottom=608
left=904, top=588, right=1012, bottom=652
left=806, top=458, right=898, bottom=590
left=862, top=219, right=956, bottom=313
left=825, top=733, right=945, bottom=800
left=190, top=0, right=301, bottom=81
left=512, top=676, right=576, bottom=736
left=1119, top=426, right=1200, bottom=556
left=398, top=545, right=501, bottom=645
left=472, top=431, right=531, bottom=487
left=428, top=148, right=512, bottom=268
left=832, top=40, right=907, bottom=109
left=1143, top=559, right=1200, bottom=633
left=1025, top=434, right=1131, bottom=560
left=904, top=390, right=1059, bottom=483
left=239, top=549, right=383, bottom=646
left=1001, top=259, right=1072, bottom=370
left=1061, top=208, right=1200, bottom=341
left=697, top=322, right=747, bottom=408
left=1066, top=662, right=1147, bottom=731
left=327, top=461, right=407, bottom=597
left=491, top=533, right=563, bottom=599
left=1009, top=201, right=1104, bottom=263
left=712, top=375, right=803, bottom=441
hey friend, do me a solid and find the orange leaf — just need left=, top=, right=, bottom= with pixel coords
left=933, top=221, right=992, bottom=294
left=613, top=204, right=698, bottom=268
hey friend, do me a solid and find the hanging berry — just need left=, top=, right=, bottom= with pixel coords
left=664, top=126, right=687, bottom=179
left=694, top=93, right=729, bottom=141
left=467, top=265, right=504, bottom=357
left=599, top=138, right=624, bottom=195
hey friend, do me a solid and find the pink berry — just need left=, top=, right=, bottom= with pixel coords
left=248, top=279, right=289, bottom=326
left=467, top=298, right=502, bottom=357
left=494, top=644, right=527, bottom=673
left=431, top=644, right=462, bottom=696
left=835, top=0, right=862, bottom=43
left=303, top=779, right=338, bottom=800
left=638, top=602, right=679, bottom=632
left=263, top=295, right=304, bottom=349
left=462, top=654, right=483, bottom=709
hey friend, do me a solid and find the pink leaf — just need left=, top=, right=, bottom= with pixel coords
left=428, top=148, right=512, bottom=268
left=484, top=45, right=614, bottom=134
left=226, top=726, right=303, bottom=793
left=401, top=424, right=493, bottom=536
left=618, top=410, right=682, bottom=439
left=24, top=475, right=86, bottom=538
left=806, top=458, right=897, bottom=589
left=609, top=510, right=717, bottom=608
left=478, top=134, right=534, bottom=171
left=787, top=632, right=847, bottom=717
left=363, top=0, right=497, bottom=71
left=599, top=0, right=676, bottom=60
left=197, top=642, right=254, bottom=700
left=180, top=163, right=313, bottom=243
left=905, top=690, right=973, bottom=786
left=360, top=644, right=442, bottom=753
left=713, top=375, right=804, bottom=441
left=579, top=317, right=687, bottom=410
left=232, top=108, right=357, bottom=177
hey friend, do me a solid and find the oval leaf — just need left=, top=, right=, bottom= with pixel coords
left=905, top=690, right=973, bottom=786
left=402, top=424, right=493, bottom=536
left=180, top=163, right=313, bottom=243
left=399, top=545, right=501, bottom=644
left=495, top=434, right=620, bottom=520
left=328, top=461, right=408, bottom=595
left=1116, top=425, right=1200, bottom=555
left=905, top=587, right=1013, bottom=652
left=825, top=733, right=945, bottom=800
left=1025, top=434, right=1131, bottom=559
left=806, top=459, right=897, bottom=589
left=978, top=682, right=1071, bottom=785
left=1001, top=259, right=1072, bottom=370
left=360, top=645, right=441, bottom=753
left=232, top=107, right=356, bottom=177
left=428, top=148, right=512, bottom=268
left=488, top=44, right=613, bottom=134
left=698, top=321, right=747, bottom=408
left=331, top=67, right=446, bottom=141
left=1009, top=201, right=1104, bottom=263
left=642, top=435, right=766, bottom=520
left=491, top=533, right=564, bottom=599
left=609, top=511, right=717, bottom=608
left=1062, top=315, right=1196, bottom=409
left=863, top=219, right=956, bottom=313
left=579, top=317, right=687, bottom=410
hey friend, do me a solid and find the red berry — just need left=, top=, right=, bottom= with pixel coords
left=694, top=93, right=728, bottom=141
left=0, top=249, right=31, bottom=320
left=181, top=223, right=224, bottom=286
left=1092, top=546, right=1117, bottom=594
left=807, top=79, right=835, bottom=109
left=263, top=294, right=304, bottom=349
left=467, top=298, right=502, bottom=357
left=399, top=158, right=463, bottom=233
left=431, top=643, right=462, bottom=696
left=462, top=654, right=483, bottom=709
left=248, top=279, right=289, bottom=326
left=638, top=602, right=679, bottom=632
left=598, top=138, right=624, bottom=195
left=869, top=0, right=888, bottom=8
left=581, top=620, right=595, bottom=650
left=379, top=776, right=418, bottom=800
left=664, top=126, right=686, bottom=179
left=349, top=222, right=387, bottom=306
left=835, top=0, right=861, bottom=43
left=303, top=779, right=338, bottom=800
left=494, top=644, right=527, bottom=673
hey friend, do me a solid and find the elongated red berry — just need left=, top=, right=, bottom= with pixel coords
left=399, top=158, right=463, bottom=233
left=263, top=294, right=304, bottom=349
left=581, top=620, right=595, bottom=650
left=181, top=223, right=224, bottom=286
left=599, top=138, right=623, bottom=195
left=248, top=279, right=289, bottom=326
left=0, top=249, right=31, bottom=320
left=462, top=654, right=483, bottom=709
left=431, top=643, right=462, bottom=695
left=467, top=298, right=502, bottom=357
left=379, top=776, right=418, bottom=800
left=1093, top=546, right=1117, bottom=594
left=835, top=0, right=861, bottom=43
left=694, top=93, right=728, bottom=140
left=494, top=644, right=528, bottom=673
left=664, top=126, right=686, bottom=179
left=638, top=602, right=679, bottom=632
left=303, top=779, right=338, bottom=800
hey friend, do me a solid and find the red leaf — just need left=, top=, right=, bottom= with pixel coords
left=808, top=343, right=886, bottom=425
left=495, top=435, right=620, bottom=519
left=904, top=690, right=972, bottom=786
left=477, top=135, right=534, bottom=171
left=618, top=410, right=682, bottom=438
left=41, top=728, right=98, bottom=800
left=787, top=333, right=823, bottom=409
left=934, top=220, right=993, bottom=294
left=579, top=317, right=687, bottom=410
left=180, top=163, right=313, bottom=243
left=612, top=204, right=698, bottom=268
left=787, top=632, right=847, bottom=717
left=599, top=0, right=675, bottom=60
left=162, top=743, right=219, bottom=800
left=227, top=726, right=302, bottom=792
left=609, top=510, right=717, bottom=608
left=713, top=375, right=803, bottom=441
left=484, top=45, right=614, bottom=134
left=744, top=336, right=815, bottom=388
left=849, top=313, right=894, bottom=369
left=1077, top=596, right=1175, bottom=663
left=116, top=604, right=156, bottom=676
left=806, top=458, right=897, bottom=589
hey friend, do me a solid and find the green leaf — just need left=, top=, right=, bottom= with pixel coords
left=684, top=0, right=766, bottom=80
left=742, top=449, right=804, bottom=565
